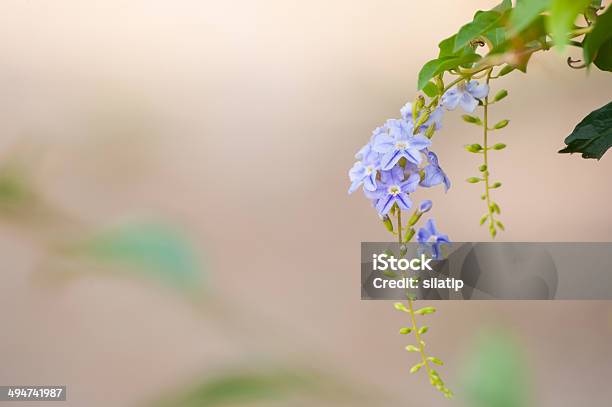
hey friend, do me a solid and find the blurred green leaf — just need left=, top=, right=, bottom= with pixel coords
left=152, top=368, right=370, bottom=407
left=72, top=223, right=202, bottom=288
left=422, top=81, right=439, bottom=97
left=510, top=0, right=551, bottom=34
left=547, top=0, right=591, bottom=50
left=461, top=331, right=530, bottom=407
left=583, top=6, right=612, bottom=69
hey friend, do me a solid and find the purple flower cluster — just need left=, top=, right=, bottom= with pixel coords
left=348, top=81, right=489, bottom=256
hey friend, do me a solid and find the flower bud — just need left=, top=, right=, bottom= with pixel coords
left=494, top=89, right=508, bottom=102
left=496, top=220, right=505, bottom=231
left=382, top=216, right=394, bottom=232
left=492, top=182, right=502, bottom=188
left=499, top=65, right=515, bottom=76
left=394, top=302, right=408, bottom=312
left=399, top=327, right=413, bottom=335
left=479, top=214, right=488, bottom=225
left=494, top=120, right=509, bottom=129
left=493, top=143, right=506, bottom=150
left=419, top=200, right=433, bottom=213
left=462, top=114, right=482, bottom=125
left=425, top=123, right=436, bottom=139
left=479, top=164, right=487, bottom=172
left=435, top=76, right=444, bottom=93
left=415, top=109, right=431, bottom=131
left=403, top=228, right=416, bottom=243
left=413, top=95, right=425, bottom=121
left=406, top=345, right=419, bottom=352
left=464, top=144, right=483, bottom=153
left=467, top=177, right=482, bottom=183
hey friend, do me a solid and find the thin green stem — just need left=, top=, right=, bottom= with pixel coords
left=482, top=68, right=497, bottom=235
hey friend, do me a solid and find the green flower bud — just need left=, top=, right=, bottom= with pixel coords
left=465, top=144, right=483, bottom=153
left=399, top=327, right=413, bottom=335
left=479, top=214, right=488, bottom=225
left=427, top=356, right=444, bottom=366
left=467, top=177, right=482, bottom=183
left=394, top=302, right=408, bottom=312
left=496, top=220, right=505, bottom=231
left=494, top=120, right=509, bottom=129
left=410, top=363, right=424, bottom=373
left=418, top=326, right=429, bottom=334
left=425, top=123, right=436, bottom=139
left=493, top=143, right=506, bottom=150
left=490, top=227, right=497, bottom=238
left=493, top=89, right=508, bottom=102
left=414, top=306, right=436, bottom=315
left=408, top=212, right=422, bottom=226
left=492, top=182, right=502, bottom=188
left=491, top=202, right=501, bottom=214
left=405, top=345, right=419, bottom=352
left=413, top=95, right=425, bottom=121
left=499, top=65, right=515, bottom=76
left=479, top=164, right=487, bottom=172
left=461, top=114, right=482, bottom=125
left=435, top=76, right=444, bottom=93
left=403, top=228, right=416, bottom=243
left=415, top=109, right=431, bottom=131
left=382, top=216, right=393, bottom=232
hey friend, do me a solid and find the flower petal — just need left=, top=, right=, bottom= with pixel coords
left=459, top=93, right=478, bottom=113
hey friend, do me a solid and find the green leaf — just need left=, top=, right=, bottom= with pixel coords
left=547, top=0, right=591, bottom=50
left=461, top=331, right=529, bottom=407
left=594, top=40, right=612, bottom=71
left=71, top=223, right=202, bottom=289
left=510, top=0, right=551, bottom=34
left=559, top=101, right=612, bottom=159
left=422, top=81, right=439, bottom=97
left=583, top=6, right=612, bottom=71
left=417, top=54, right=481, bottom=90
left=493, top=0, right=513, bottom=13
left=154, top=369, right=326, bottom=407
left=583, top=6, right=612, bottom=65
left=454, top=10, right=505, bottom=52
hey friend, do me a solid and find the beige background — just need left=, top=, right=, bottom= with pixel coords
left=0, top=1, right=611, bottom=406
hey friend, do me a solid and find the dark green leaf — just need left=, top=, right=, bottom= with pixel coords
left=547, top=0, right=591, bottom=50
left=454, top=10, right=505, bottom=52
left=583, top=6, right=612, bottom=67
left=510, top=0, right=551, bottom=34
left=559, top=101, right=612, bottom=159
left=594, top=40, right=612, bottom=71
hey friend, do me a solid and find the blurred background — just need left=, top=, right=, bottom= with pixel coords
left=0, top=0, right=611, bottom=406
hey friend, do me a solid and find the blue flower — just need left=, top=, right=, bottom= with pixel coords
left=348, top=146, right=381, bottom=194
left=417, top=219, right=450, bottom=259
left=372, top=170, right=420, bottom=216
left=419, top=200, right=433, bottom=213
left=420, top=151, right=451, bottom=192
left=373, top=119, right=431, bottom=170
left=441, top=80, right=489, bottom=113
